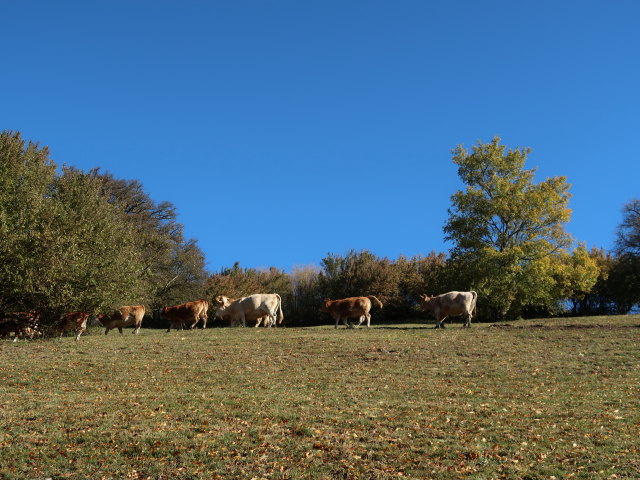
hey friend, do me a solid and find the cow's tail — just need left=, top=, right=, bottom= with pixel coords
left=470, top=291, right=478, bottom=317
left=367, top=296, right=383, bottom=309
left=275, top=294, right=284, bottom=325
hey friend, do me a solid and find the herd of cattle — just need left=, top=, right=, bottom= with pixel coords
left=0, top=290, right=478, bottom=341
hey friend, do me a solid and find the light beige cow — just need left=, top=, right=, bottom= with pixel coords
left=217, top=310, right=271, bottom=328
left=418, top=291, right=477, bottom=328
left=214, top=294, right=283, bottom=328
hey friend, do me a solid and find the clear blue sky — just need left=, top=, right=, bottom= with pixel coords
left=3, top=1, right=638, bottom=272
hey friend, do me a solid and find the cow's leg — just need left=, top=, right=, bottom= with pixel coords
left=202, top=316, right=207, bottom=329
left=75, top=329, right=84, bottom=341
left=342, top=318, right=351, bottom=328
left=334, top=316, right=339, bottom=329
left=239, top=312, right=246, bottom=328
left=366, top=313, right=371, bottom=327
left=464, top=313, right=472, bottom=327
left=105, top=327, right=110, bottom=335
left=117, top=327, right=123, bottom=334
left=355, top=315, right=365, bottom=327
left=255, top=317, right=262, bottom=328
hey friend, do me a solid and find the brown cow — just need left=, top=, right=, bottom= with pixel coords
left=56, top=311, right=90, bottom=340
left=320, top=296, right=383, bottom=328
left=0, top=311, right=41, bottom=342
left=161, top=300, right=209, bottom=332
left=96, top=305, right=145, bottom=335
left=418, top=291, right=477, bottom=328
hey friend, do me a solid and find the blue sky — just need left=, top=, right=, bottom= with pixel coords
left=2, top=1, right=638, bottom=272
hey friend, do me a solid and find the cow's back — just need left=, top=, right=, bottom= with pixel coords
left=437, top=291, right=474, bottom=314
left=328, top=297, right=370, bottom=316
left=237, top=294, right=277, bottom=313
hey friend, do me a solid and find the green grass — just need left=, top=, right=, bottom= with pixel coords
left=1, top=316, right=639, bottom=479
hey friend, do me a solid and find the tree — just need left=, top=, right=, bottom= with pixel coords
left=0, top=131, right=57, bottom=315
left=89, top=170, right=208, bottom=310
left=555, top=243, right=602, bottom=315
left=0, top=131, right=209, bottom=328
left=615, top=198, right=640, bottom=257
left=289, top=264, right=322, bottom=323
left=609, top=199, right=640, bottom=311
left=0, top=132, right=147, bottom=325
left=444, top=137, right=573, bottom=319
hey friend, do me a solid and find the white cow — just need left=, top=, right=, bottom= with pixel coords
left=214, top=294, right=284, bottom=328
left=418, top=291, right=477, bottom=328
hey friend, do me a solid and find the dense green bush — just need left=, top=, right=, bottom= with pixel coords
left=0, top=131, right=207, bottom=328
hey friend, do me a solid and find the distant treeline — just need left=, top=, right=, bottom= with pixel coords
left=206, top=245, right=639, bottom=326
left=1, top=131, right=638, bottom=327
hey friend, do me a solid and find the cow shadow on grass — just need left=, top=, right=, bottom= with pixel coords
left=372, top=325, right=438, bottom=330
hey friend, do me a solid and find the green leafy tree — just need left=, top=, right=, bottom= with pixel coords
left=444, top=137, right=573, bottom=319
left=0, top=132, right=57, bottom=315
left=1, top=131, right=208, bottom=329
left=0, top=132, right=147, bottom=325
left=89, top=170, right=208, bottom=310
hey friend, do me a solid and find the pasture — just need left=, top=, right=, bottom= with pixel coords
left=1, top=316, right=639, bottom=479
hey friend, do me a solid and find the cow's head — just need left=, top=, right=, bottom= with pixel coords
left=93, top=313, right=108, bottom=327
left=418, top=294, right=434, bottom=309
left=319, top=299, right=331, bottom=312
left=214, top=295, right=231, bottom=307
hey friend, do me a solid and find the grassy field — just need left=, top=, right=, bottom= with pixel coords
left=0, top=316, right=639, bottom=480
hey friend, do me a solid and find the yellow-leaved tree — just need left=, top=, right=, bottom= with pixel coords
left=444, top=137, right=573, bottom=319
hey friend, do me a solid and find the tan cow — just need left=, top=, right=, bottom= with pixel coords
left=56, top=311, right=90, bottom=341
left=214, top=294, right=283, bottom=328
left=320, top=296, right=383, bottom=328
left=96, top=305, right=145, bottom=335
left=192, top=299, right=209, bottom=329
left=418, top=291, right=477, bottom=328
left=161, top=300, right=209, bottom=332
